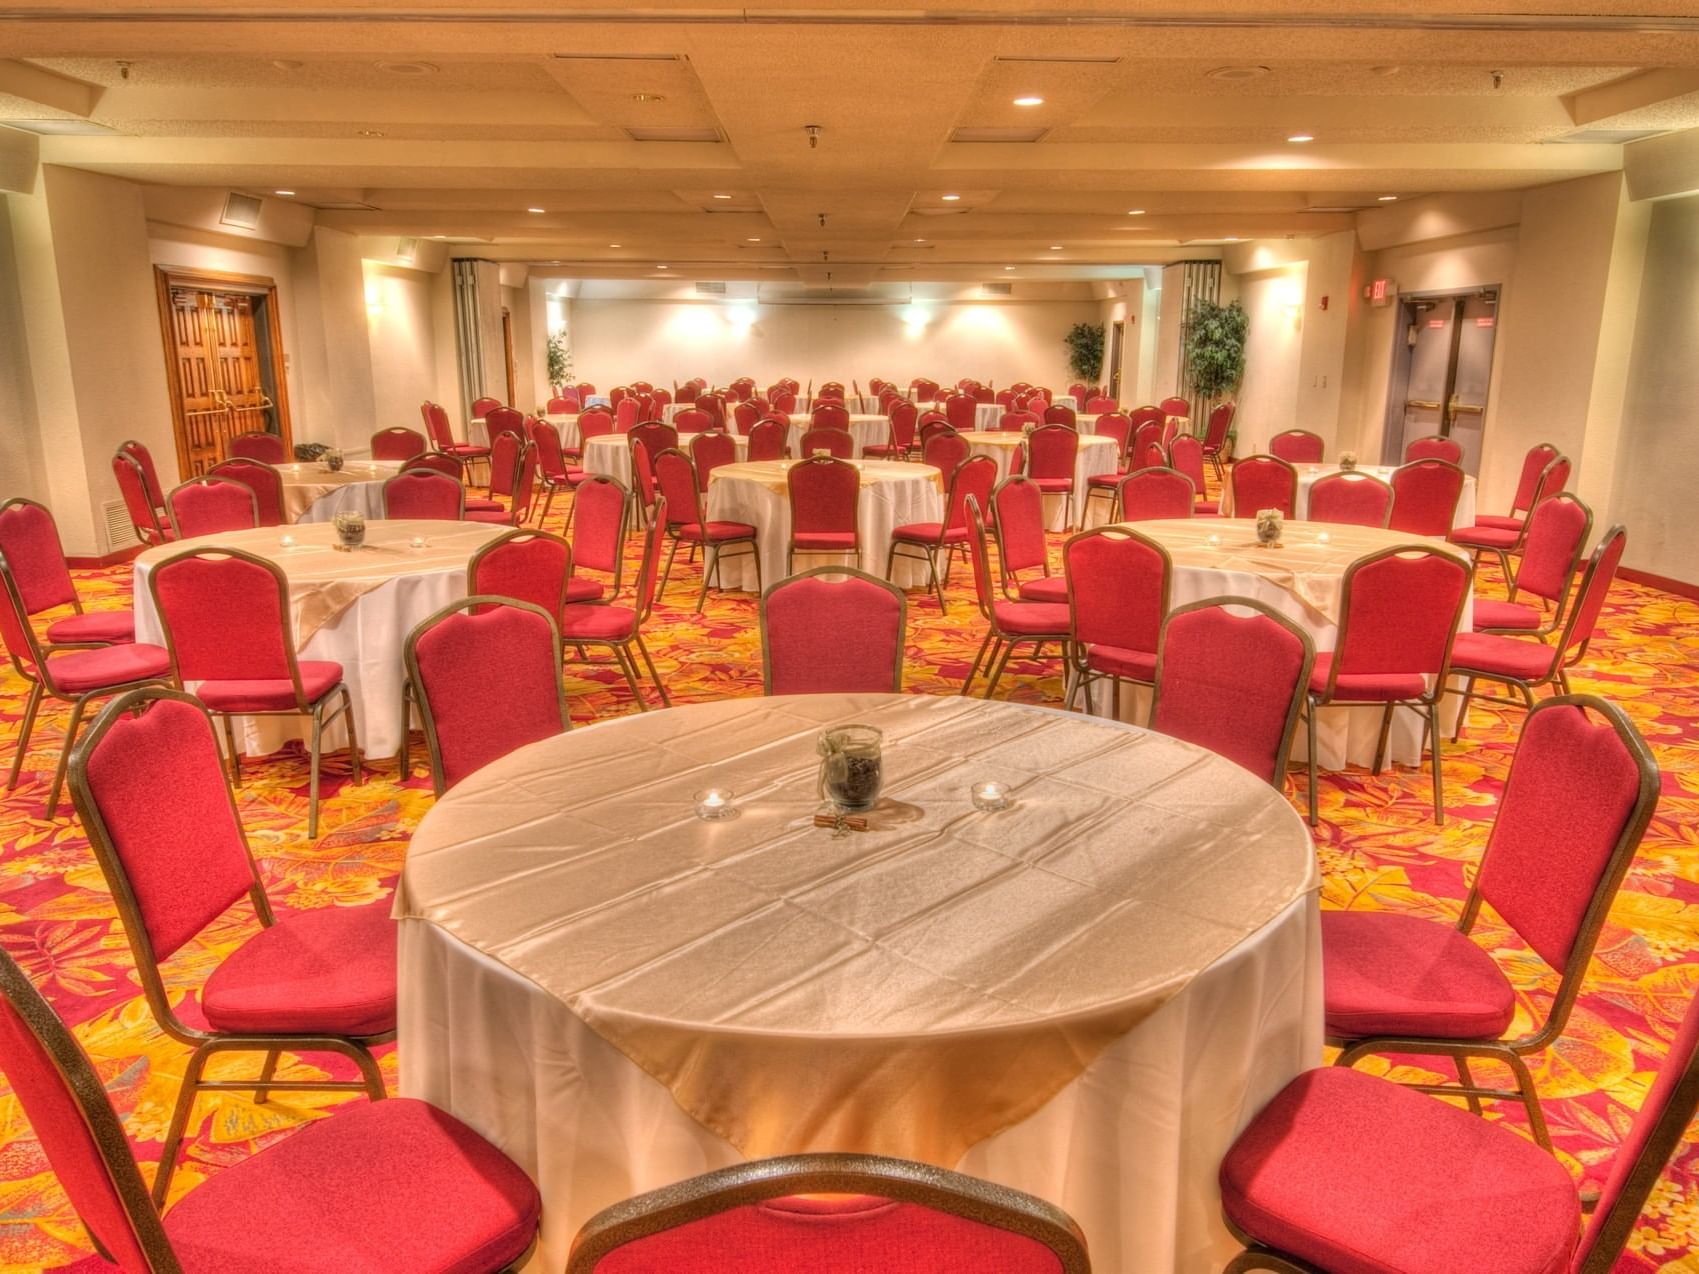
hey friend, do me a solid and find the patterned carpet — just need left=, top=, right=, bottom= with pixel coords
left=0, top=491, right=1697, bottom=1272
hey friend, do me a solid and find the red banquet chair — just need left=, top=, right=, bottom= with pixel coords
left=547, top=393, right=581, bottom=415
left=1149, top=597, right=1314, bottom=787
left=405, top=597, right=568, bottom=794
left=0, top=553, right=169, bottom=817
left=810, top=402, right=851, bottom=433
left=564, top=1153, right=1088, bottom=1274
left=561, top=499, right=672, bottom=709
left=1199, top=401, right=1235, bottom=480
left=761, top=568, right=907, bottom=694
left=421, top=400, right=491, bottom=477
left=1084, top=395, right=1118, bottom=414
left=654, top=449, right=759, bottom=610
left=1114, top=467, right=1195, bottom=521
left=1080, top=412, right=1135, bottom=524
left=921, top=427, right=968, bottom=482
left=998, top=409, right=1038, bottom=432
left=787, top=455, right=861, bottom=574
left=1303, top=545, right=1471, bottom=826
left=690, top=429, right=737, bottom=491
left=747, top=416, right=790, bottom=462
left=148, top=546, right=362, bottom=836
left=401, top=451, right=502, bottom=513
left=1387, top=457, right=1466, bottom=536
left=1307, top=471, right=1392, bottom=528
left=566, top=475, right=632, bottom=604
left=119, top=439, right=170, bottom=519
left=1452, top=451, right=1571, bottom=582
left=1159, top=395, right=1190, bottom=419
left=888, top=454, right=997, bottom=612
left=1228, top=455, right=1297, bottom=520
left=382, top=469, right=465, bottom=520
left=0, top=497, right=135, bottom=646
left=226, top=431, right=288, bottom=464
left=1404, top=432, right=1464, bottom=464
left=1473, top=491, right=1592, bottom=635
left=1044, top=402, right=1077, bottom=428
left=630, top=421, right=679, bottom=457
left=66, top=686, right=393, bottom=1206
left=470, top=395, right=504, bottom=420
left=962, top=497, right=1070, bottom=699
left=1062, top=525, right=1170, bottom=716
left=113, top=450, right=174, bottom=547
left=165, top=475, right=259, bottom=538
left=469, top=529, right=570, bottom=621
left=208, top=457, right=287, bottom=527
left=1026, top=423, right=1081, bottom=530
left=799, top=427, right=855, bottom=459
left=864, top=401, right=919, bottom=459
left=532, top=419, right=585, bottom=523
left=732, top=400, right=761, bottom=433
left=1167, top=434, right=1220, bottom=515
left=990, top=474, right=1065, bottom=603
left=371, top=425, right=427, bottom=461
left=943, top=393, right=977, bottom=433
left=1316, top=693, right=1659, bottom=1152
left=675, top=407, right=713, bottom=434
left=0, top=941, right=540, bottom=1274
left=1268, top=428, right=1325, bottom=465
left=468, top=439, right=539, bottom=527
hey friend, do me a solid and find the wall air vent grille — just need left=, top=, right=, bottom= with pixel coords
left=102, top=501, right=139, bottom=554
left=219, top=192, right=263, bottom=230
left=983, top=282, right=1014, bottom=296
left=695, top=281, right=727, bottom=294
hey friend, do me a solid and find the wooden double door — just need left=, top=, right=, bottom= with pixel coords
left=156, top=267, right=293, bottom=477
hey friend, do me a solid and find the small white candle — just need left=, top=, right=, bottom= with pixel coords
left=409, top=535, right=428, bottom=550
left=1317, top=530, right=1331, bottom=544
left=278, top=533, right=296, bottom=548
left=971, top=780, right=1011, bottom=812
left=693, top=788, right=737, bottom=821
left=1206, top=533, right=1221, bottom=547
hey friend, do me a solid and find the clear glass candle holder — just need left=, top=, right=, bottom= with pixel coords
left=693, top=788, right=738, bottom=821
left=971, top=780, right=1012, bottom=812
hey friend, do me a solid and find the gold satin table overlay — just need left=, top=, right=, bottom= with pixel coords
left=708, top=458, right=946, bottom=497
left=397, top=694, right=1316, bottom=1165
left=273, top=461, right=398, bottom=522
left=1114, top=518, right=1468, bottom=625
left=135, top=520, right=509, bottom=645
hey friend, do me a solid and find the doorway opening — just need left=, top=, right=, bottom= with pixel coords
left=500, top=307, right=517, bottom=405
left=154, top=267, right=293, bottom=479
left=1107, top=320, right=1126, bottom=402
left=1381, top=286, right=1499, bottom=474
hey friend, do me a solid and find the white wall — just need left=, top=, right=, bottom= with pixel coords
left=0, top=198, right=47, bottom=506
left=1232, top=265, right=1307, bottom=453
left=363, top=261, right=440, bottom=435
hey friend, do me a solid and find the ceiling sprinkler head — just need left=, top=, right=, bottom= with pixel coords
left=1491, top=69, right=1504, bottom=90
left=805, top=124, right=822, bottom=149
left=817, top=212, right=827, bottom=228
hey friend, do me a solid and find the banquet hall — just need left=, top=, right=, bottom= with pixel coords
left=1, top=2, right=1698, bottom=1270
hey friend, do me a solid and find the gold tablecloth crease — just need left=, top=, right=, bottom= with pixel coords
left=273, top=461, right=398, bottom=523
left=397, top=694, right=1316, bottom=1164
left=707, top=458, right=945, bottom=497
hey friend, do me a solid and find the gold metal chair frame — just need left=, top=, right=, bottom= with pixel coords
left=1061, top=525, right=1172, bottom=718
left=1474, top=492, right=1594, bottom=640
left=1110, top=466, right=1197, bottom=523
left=1451, top=452, right=1568, bottom=581
left=164, top=474, right=259, bottom=539
left=885, top=455, right=991, bottom=614
left=961, top=497, right=1071, bottom=700
left=653, top=448, right=761, bottom=611
left=759, top=565, right=908, bottom=695
left=114, top=449, right=174, bottom=546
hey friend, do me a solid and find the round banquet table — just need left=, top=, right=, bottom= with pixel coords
left=705, top=458, right=943, bottom=589
left=1094, top=519, right=1474, bottom=769
left=961, top=431, right=1119, bottom=531
left=132, top=519, right=509, bottom=758
left=786, top=413, right=889, bottom=456
left=470, top=413, right=581, bottom=452
left=275, top=460, right=401, bottom=524
left=395, top=693, right=1322, bottom=1274
left=1221, top=462, right=1477, bottom=529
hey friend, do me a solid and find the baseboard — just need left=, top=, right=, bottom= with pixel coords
left=1620, top=566, right=1699, bottom=603
left=67, top=545, right=145, bottom=569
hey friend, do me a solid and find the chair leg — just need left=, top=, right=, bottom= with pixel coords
left=659, top=538, right=681, bottom=596
left=695, top=545, right=716, bottom=613
left=984, top=639, right=1019, bottom=700
left=398, top=683, right=414, bottom=778
left=1455, top=1055, right=1484, bottom=1116
left=1372, top=704, right=1394, bottom=775
left=342, top=686, right=363, bottom=786
left=307, top=702, right=325, bottom=839
left=1505, top=1050, right=1553, bottom=1151
left=6, top=681, right=42, bottom=792
left=634, top=635, right=671, bottom=708
left=253, top=1048, right=281, bottom=1105
left=152, top=1044, right=211, bottom=1207
left=1305, top=699, right=1320, bottom=826
left=220, top=712, right=242, bottom=785
left=612, top=645, right=648, bottom=709
left=927, top=546, right=947, bottom=613
left=45, top=695, right=90, bottom=818
left=1452, top=675, right=1476, bottom=743
left=962, top=631, right=995, bottom=695
left=1427, top=700, right=1444, bottom=825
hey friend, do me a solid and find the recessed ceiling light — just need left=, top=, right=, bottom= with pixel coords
left=1208, top=65, right=1269, bottom=81
left=527, top=207, right=546, bottom=214
left=1372, top=65, right=1403, bottom=77
left=377, top=61, right=438, bottom=76
left=713, top=193, right=732, bottom=199
left=1049, top=245, right=1063, bottom=250
left=631, top=93, right=667, bottom=103
left=1286, top=133, right=1314, bottom=143
left=656, top=264, right=668, bottom=269
left=356, top=128, right=386, bottom=138
left=746, top=237, right=762, bottom=242
left=274, top=189, right=295, bottom=196
left=1127, top=209, right=1146, bottom=215
left=1004, top=265, right=1015, bottom=270
left=941, top=193, right=961, bottom=201
left=1223, top=237, right=1242, bottom=242
left=1013, top=96, right=1044, bottom=106
left=1378, top=194, right=1399, bottom=201
left=913, top=238, right=926, bottom=243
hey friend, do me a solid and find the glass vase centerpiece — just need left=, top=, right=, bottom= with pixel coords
left=323, top=448, right=345, bottom=473
left=1256, top=508, right=1285, bottom=549
left=1338, top=451, right=1358, bottom=472
left=332, top=510, right=366, bottom=552
left=818, top=724, right=883, bottom=816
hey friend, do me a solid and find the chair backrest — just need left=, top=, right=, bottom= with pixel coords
left=406, top=598, right=569, bottom=795
left=817, top=382, right=846, bottom=402
left=0, top=498, right=78, bottom=618
left=911, top=377, right=940, bottom=401
left=1532, top=454, right=1573, bottom=509
left=149, top=547, right=303, bottom=694
left=696, top=395, right=726, bottom=429
left=166, top=476, right=259, bottom=538
left=1404, top=433, right=1462, bottom=464
left=809, top=401, right=851, bottom=431
left=564, top=1152, right=1090, bottom=1274
left=800, top=427, right=854, bottom=459
left=615, top=398, right=641, bottom=431
left=1084, top=396, right=1118, bottom=414
left=113, top=453, right=168, bottom=544
left=471, top=396, right=504, bottom=419
left=547, top=395, right=580, bottom=415
left=571, top=476, right=632, bottom=587
left=227, top=432, right=287, bottom=464
left=944, top=456, right=999, bottom=537
left=1132, top=439, right=1166, bottom=472
left=732, top=401, right=760, bottom=432
left=1065, top=527, right=1170, bottom=657
left=888, top=400, right=920, bottom=449
left=1269, top=429, right=1325, bottom=464
left=1128, top=405, right=1165, bottom=433
left=944, top=394, right=977, bottom=431
left=509, top=441, right=540, bottom=524
left=1159, top=395, right=1190, bottom=418
left=788, top=456, right=859, bottom=539
left=1229, top=456, right=1297, bottom=520
left=917, top=415, right=951, bottom=446
left=921, top=429, right=968, bottom=482
left=207, top=458, right=286, bottom=527
left=1512, top=492, right=1593, bottom=609
left=631, top=422, right=679, bottom=456
left=653, top=448, right=705, bottom=529
left=1043, top=403, right=1077, bottom=427
left=485, top=404, right=524, bottom=438
left=1330, top=546, right=1471, bottom=682
left=1026, top=424, right=1079, bottom=480
left=1510, top=442, right=1562, bottom=515
left=420, top=401, right=455, bottom=449
left=1168, top=434, right=1209, bottom=496
left=1387, top=458, right=1465, bottom=536
left=382, top=470, right=465, bottom=520
left=998, top=410, right=1038, bottom=433
left=118, top=439, right=167, bottom=509
left=1131, top=421, right=1164, bottom=464
left=1150, top=597, right=1315, bottom=785
left=402, top=451, right=464, bottom=480
left=576, top=382, right=597, bottom=400
left=1115, top=468, right=1195, bottom=521
left=531, top=420, right=569, bottom=479
left=675, top=407, right=713, bottom=434
left=579, top=409, right=616, bottom=440
left=1201, top=401, right=1235, bottom=449
left=990, top=475, right=1047, bottom=578
left=690, top=430, right=737, bottom=490
left=771, top=390, right=798, bottom=414
left=470, top=529, right=570, bottom=616
left=761, top=569, right=906, bottom=695
left=488, top=430, right=523, bottom=499
left=371, top=426, right=427, bottom=461
left=1307, top=472, right=1392, bottom=528
left=1092, top=412, right=1133, bottom=459
left=1555, top=523, right=1627, bottom=665
left=748, top=418, right=790, bottom=462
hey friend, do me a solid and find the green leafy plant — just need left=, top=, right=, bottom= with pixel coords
left=1063, top=322, right=1106, bottom=382
left=545, top=329, right=572, bottom=388
left=1183, top=298, right=1248, bottom=400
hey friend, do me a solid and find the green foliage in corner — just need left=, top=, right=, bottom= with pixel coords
left=1063, top=322, right=1106, bottom=382
left=1183, top=298, right=1248, bottom=400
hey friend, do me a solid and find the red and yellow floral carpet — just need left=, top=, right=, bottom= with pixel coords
left=0, top=502, right=1696, bottom=1271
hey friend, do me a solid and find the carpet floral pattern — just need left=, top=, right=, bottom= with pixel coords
left=0, top=494, right=1695, bottom=1272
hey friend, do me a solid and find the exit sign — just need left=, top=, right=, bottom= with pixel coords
left=1367, top=277, right=1396, bottom=307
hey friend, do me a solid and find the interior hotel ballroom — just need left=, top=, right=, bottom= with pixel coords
left=2, top=1, right=1699, bottom=1270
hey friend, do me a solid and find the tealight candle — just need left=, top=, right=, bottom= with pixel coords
left=408, top=535, right=428, bottom=550
left=1206, top=533, right=1221, bottom=547
left=693, top=788, right=738, bottom=821
left=971, top=780, right=1012, bottom=812
left=1317, top=530, right=1331, bottom=544
left=278, top=533, right=296, bottom=548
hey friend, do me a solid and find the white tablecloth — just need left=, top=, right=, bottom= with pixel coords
left=275, top=461, right=400, bottom=524
left=1274, top=463, right=1478, bottom=529
left=584, top=433, right=752, bottom=486
left=784, top=413, right=889, bottom=456
left=962, top=432, right=1119, bottom=531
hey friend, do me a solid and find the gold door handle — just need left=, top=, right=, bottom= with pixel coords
left=1404, top=399, right=1442, bottom=410
left=1451, top=402, right=1485, bottom=415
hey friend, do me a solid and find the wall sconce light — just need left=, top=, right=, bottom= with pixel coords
left=728, top=303, right=757, bottom=330
left=365, top=282, right=383, bottom=316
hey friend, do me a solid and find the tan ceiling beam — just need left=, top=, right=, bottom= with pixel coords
left=935, top=140, right=1623, bottom=173
left=0, top=58, right=100, bottom=116
left=36, top=133, right=742, bottom=169
left=1622, top=125, right=1699, bottom=199
left=1564, top=67, right=1699, bottom=125
left=1074, top=93, right=1575, bottom=133
left=90, top=86, right=595, bottom=127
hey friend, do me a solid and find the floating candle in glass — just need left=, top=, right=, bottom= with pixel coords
left=693, top=788, right=738, bottom=821
left=971, top=780, right=1012, bottom=812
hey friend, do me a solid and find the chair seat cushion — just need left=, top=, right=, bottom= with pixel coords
left=891, top=522, right=967, bottom=545
left=45, top=610, right=135, bottom=645
left=1449, top=631, right=1559, bottom=682
left=1308, top=652, right=1428, bottom=703
left=464, top=509, right=514, bottom=525
left=197, top=661, right=344, bottom=713
left=1220, top=1066, right=1577, bottom=1274
left=1087, top=471, right=1126, bottom=489
left=1028, top=476, right=1074, bottom=492
left=560, top=604, right=637, bottom=642
left=43, top=642, right=171, bottom=694
left=1450, top=524, right=1520, bottom=549
left=1322, top=910, right=1515, bottom=1040
left=160, top=1098, right=540, bottom=1274
left=862, top=444, right=907, bottom=458
left=1474, top=513, right=1526, bottom=532
left=991, top=600, right=1071, bottom=636
left=202, top=901, right=396, bottom=1037
left=792, top=530, right=858, bottom=550
left=1195, top=499, right=1220, bottom=515
left=564, top=577, right=605, bottom=605
left=463, top=496, right=504, bottom=512
left=1473, top=599, right=1546, bottom=631
left=1018, top=576, right=1068, bottom=604
left=443, top=444, right=490, bottom=459
left=1085, top=644, right=1157, bottom=682
left=677, top=521, right=756, bottom=543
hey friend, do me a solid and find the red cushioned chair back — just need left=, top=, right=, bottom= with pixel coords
left=1308, top=473, right=1392, bottom=528
left=1065, top=528, right=1169, bottom=655
left=1475, top=696, right=1658, bottom=974
left=421, top=402, right=454, bottom=450
left=1133, top=440, right=1166, bottom=472
left=226, top=432, right=287, bottom=464
left=0, top=950, right=173, bottom=1273
left=1168, top=434, right=1208, bottom=495
left=889, top=401, right=920, bottom=448
left=810, top=403, right=851, bottom=432
left=818, top=382, right=846, bottom=401
left=532, top=420, right=569, bottom=479
left=371, top=426, right=427, bottom=461
left=1534, top=455, right=1572, bottom=508
left=1159, top=395, right=1190, bottom=417
left=1085, top=396, right=1117, bottom=414
left=1514, top=493, right=1592, bottom=605
left=922, top=429, right=968, bottom=483
left=1202, top=401, right=1235, bottom=449
left=1092, top=413, right=1133, bottom=458
left=166, top=477, right=258, bottom=538
left=654, top=449, right=704, bottom=529
left=1026, top=425, right=1079, bottom=481
left=733, top=401, right=760, bottom=431
left=610, top=387, right=628, bottom=408
left=748, top=419, right=790, bottom=462
left=1132, top=421, right=1163, bottom=462
left=690, top=431, right=737, bottom=490
left=0, top=554, right=46, bottom=679
left=917, top=410, right=949, bottom=437
left=1116, top=468, right=1195, bottom=521
left=615, top=398, right=641, bottom=430
left=1269, top=429, right=1325, bottom=464
left=788, top=457, right=859, bottom=537
left=119, top=440, right=167, bottom=508
left=471, top=530, right=570, bottom=616
left=1044, top=403, right=1077, bottom=427
left=630, top=422, right=679, bottom=457
left=485, top=404, right=523, bottom=437
left=1334, top=548, right=1470, bottom=677
left=1128, top=406, right=1164, bottom=432
left=972, top=384, right=995, bottom=403
left=1512, top=442, right=1561, bottom=514
left=990, top=476, right=1046, bottom=574
left=207, top=459, right=285, bottom=527
left=547, top=395, right=580, bottom=415
left=696, top=395, right=726, bottom=429
left=0, top=498, right=77, bottom=615
left=944, top=395, right=976, bottom=431
left=408, top=599, right=568, bottom=793
left=577, top=382, right=597, bottom=401
left=471, top=396, right=503, bottom=418
left=675, top=408, right=713, bottom=434
left=762, top=569, right=905, bottom=695
left=998, top=410, right=1038, bottom=433
left=151, top=549, right=295, bottom=687
left=1558, top=524, right=1626, bottom=661
left=401, top=452, right=463, bottom=479
left=572, top=476, right=631, bottom=579
left=579, top=410, right=616, bottom=440
left=677, top=382, right=700, bottom=405
left=383, top=470, right=464, bottom=520
left=771, top=391, right=797, bottom=414
left=488, top=430, right=523, bottom=499
left=1067, top=382, right=1089, bottom=403
left=995, top=389, right=1016, bottom=408
left=1387, top=458, right=1465, bottom=536
left=1230, top=456, right=1297, bottom=520
left=945, top=456, right=998, bottom=536
left=1404, top=434, right=1462, bottom=464
left=911, top=378, right=940, bottom=401
left=1152, top=599, right=1313, bottom=785
left=74, top=690, right=262, bottom=963
left=800, top=427, right=854, bottom=459
left=114, top=454, right=166, bottom=544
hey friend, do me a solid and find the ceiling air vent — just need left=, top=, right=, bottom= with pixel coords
left=219, top=192, right=264, bottom=230
left=995, top=55, right=1121, bottom=64
left=694, top=281, right=727, bottom=294
left=951, top=127, right=1047, bottom=143
left=551, top=53, right=681, bottom=62
left=625, top=126, right=722, bottom=143
left=983, top=282, right=1013, bottom=296
left=395, top=237, right=419, bottom=264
